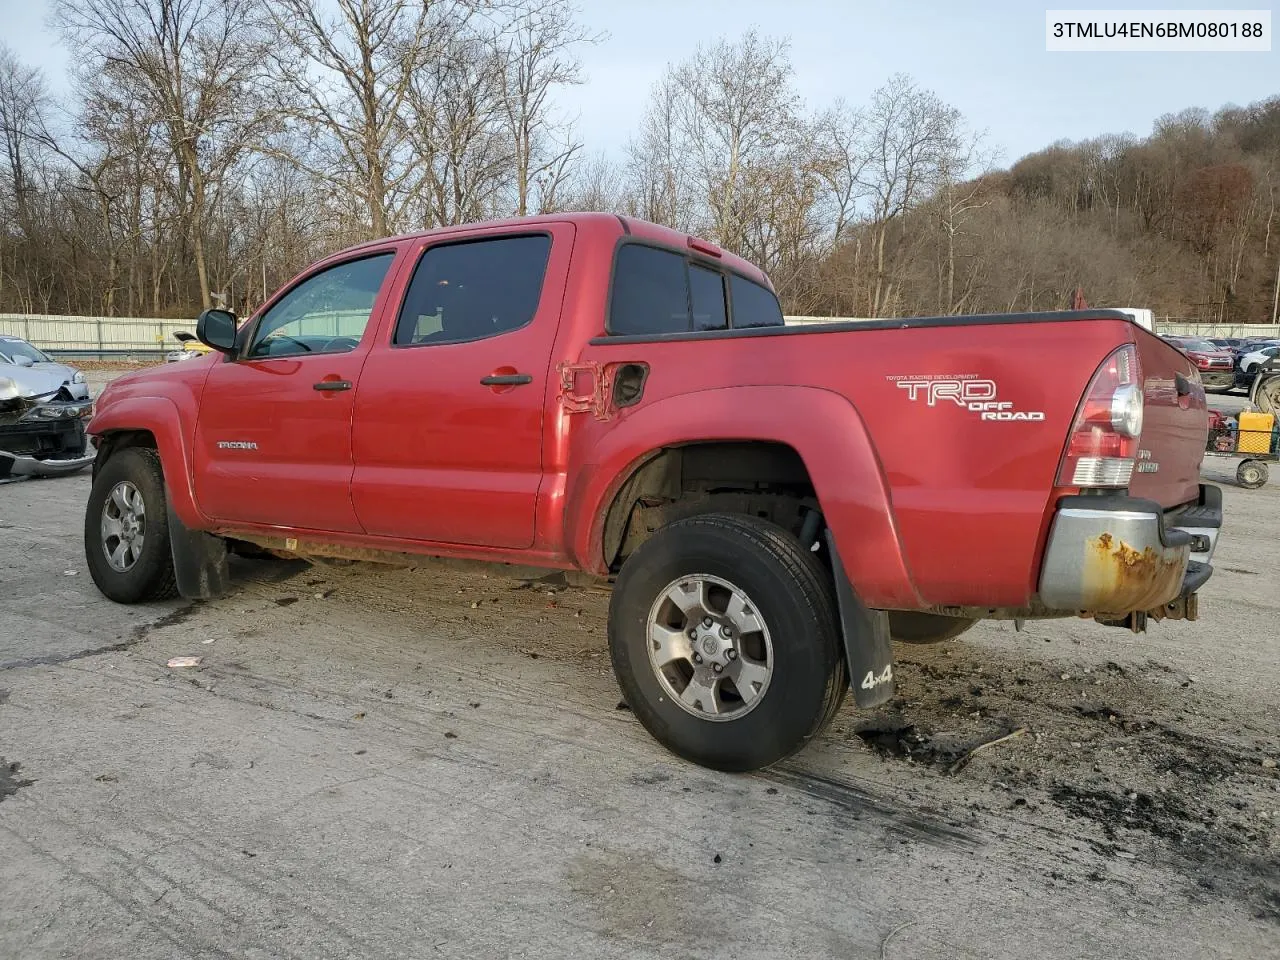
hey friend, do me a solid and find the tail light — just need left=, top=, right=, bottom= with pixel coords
left=1057, top=344, right=1143, bottom=488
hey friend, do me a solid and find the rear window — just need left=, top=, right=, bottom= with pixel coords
left=689, top=264, right=727, bottom=331
left=608, top=243, right=780, bottom=335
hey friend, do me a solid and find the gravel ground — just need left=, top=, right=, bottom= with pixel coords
left=0, top=367, right=1276, bottom=959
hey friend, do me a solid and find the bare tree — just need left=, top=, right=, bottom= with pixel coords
left=626, top=72, right=695, bottom=230
left=0, top=47, right=51, bottom=235
left=55, top=0, right=273, bottom=309
left=261, top=0, right=462, bottom=238
left=0, top=47, right=55, bottom=309
left=813, top=101, right=870, bottom=246
left=554, top=150, right=625, bottom=212
left=859, top=74, right=964, bottom=316
left=933, top=132, right=996, bottom=313
left=406, top=27, right=512, bottom=227
left=495, top=0, right=598, bottom=216
left=672, top=32, right=804, bottom=252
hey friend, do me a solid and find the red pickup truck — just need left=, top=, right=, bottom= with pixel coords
left=83, top=213, right=1222, bottom=771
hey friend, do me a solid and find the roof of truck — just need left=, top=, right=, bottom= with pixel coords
left=327, top=212, right=773, bottom=290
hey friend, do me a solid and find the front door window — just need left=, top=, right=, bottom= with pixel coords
left=248, top=254, right=396, bottom=358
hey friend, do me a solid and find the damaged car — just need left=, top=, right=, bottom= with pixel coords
left=0, top=353, right=95, bottom=481
left=0, top=335, right=90, bottom=400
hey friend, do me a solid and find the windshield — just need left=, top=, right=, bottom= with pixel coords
left=0, top=339, right=52, bottom=364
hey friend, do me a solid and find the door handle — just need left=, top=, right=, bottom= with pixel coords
left=480, top=373, right=533, bottom=386
left=313, top=380, right=352, bottom=391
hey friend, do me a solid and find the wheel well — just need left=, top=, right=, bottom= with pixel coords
left=92, top=430, right=158, bottom=481
left=602, top=441, right=820, bottom=571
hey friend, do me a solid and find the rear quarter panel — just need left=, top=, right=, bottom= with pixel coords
left=1129, top=330, right=1207, bottom=507
left=576, top=318, right=1144, bottom=609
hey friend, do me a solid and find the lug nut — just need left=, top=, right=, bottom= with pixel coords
left=712, top=663, right=723, bottom=673
left=702, top=617, right=713, bottom=628
left=688, top=628, right=697, bottom=639
left=720, top=625, right=733, bottom=639
left=726, top=649, right=737, bottom=660
left=693, top=653, right=703, bottom=664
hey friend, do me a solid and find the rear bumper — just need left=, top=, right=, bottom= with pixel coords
left=1038, top=485, right=1221, bottom=613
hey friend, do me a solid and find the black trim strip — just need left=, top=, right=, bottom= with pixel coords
left=590, top=308, right=1138, bottom=346
left=615, top=214, right=631, bottom=235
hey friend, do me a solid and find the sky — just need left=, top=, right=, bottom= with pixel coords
left=1, top=0, right=1276, bottom=168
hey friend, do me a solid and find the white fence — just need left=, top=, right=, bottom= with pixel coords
left=4, top=311, right=1278, bottom=357
left=1157, top=321, right=1280, bottom=338
left=0, top=311, right=372, bottom=356
left=0, top=314, right=193, bottom=355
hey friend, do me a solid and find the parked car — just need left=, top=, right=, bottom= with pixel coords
left=1239, top=343, right=1280, bottom=374
left=0, top=339, right=95, bottom=479
left=165, top=330, right=214, bottom=363
left=1160, top=336, right=1236, bottom=392
left=0, top=335, right=90, bottom=400
left=80, top=213, right=1222, bottom=772
left=1239, top=337, right=1280, bottom=353
left=1209, top=337, right=1244, bottom=352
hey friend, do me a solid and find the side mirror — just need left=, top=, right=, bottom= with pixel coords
left=13, top=355, right=34, bottom=367
left=196, top=309, right=238, bottom=354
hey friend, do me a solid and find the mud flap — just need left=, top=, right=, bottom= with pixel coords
left=824, top=530, right=896, bottom=708
left=167, top=500, right=231, bottom=600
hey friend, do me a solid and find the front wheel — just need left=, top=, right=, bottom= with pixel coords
left=1237, top=459, right=1269, bottom=489
left=607, top=513, right=847, bottom=772
left=84, top=447, right=179, bottom=602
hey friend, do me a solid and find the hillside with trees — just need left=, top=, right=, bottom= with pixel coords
left=1, top=1, right=1277, bottom=324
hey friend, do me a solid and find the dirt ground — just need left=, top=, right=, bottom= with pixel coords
left=0, top=368, right=1276, bottom=959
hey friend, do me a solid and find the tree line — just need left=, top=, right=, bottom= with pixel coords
left=1, top=0, right=1278, bottom=324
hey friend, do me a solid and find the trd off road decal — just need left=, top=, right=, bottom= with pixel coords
left=887, top=373, right=1045, bottom=422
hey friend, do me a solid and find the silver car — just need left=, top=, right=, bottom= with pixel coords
left=0, top=335, right=95, bottom=480
left=0, top=335, right=91, bottom=400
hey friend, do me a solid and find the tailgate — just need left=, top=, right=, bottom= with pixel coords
left=1130, top=330, right=1207, bottom=508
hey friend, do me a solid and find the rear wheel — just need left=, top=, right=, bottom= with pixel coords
left=84, top=447, right=179, bottom=602
left=1237, top=459, right=1269, bottom=489
left=608, top=513, right=847, bottom=772
left=888, top=611, right=978, bottom=644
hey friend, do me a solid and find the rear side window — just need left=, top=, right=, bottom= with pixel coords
left=689, top=264, right=727, bottom=331
left=729, top=274, right=784, bottom=328
left=394, top=234, right=551, bottom=345
left=609, top=245, right=691, bottom=336
left=608, top=242, right=782, bottom=335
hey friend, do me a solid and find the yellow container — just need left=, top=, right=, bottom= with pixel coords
left=1237, top=411, right=1276, bottom=454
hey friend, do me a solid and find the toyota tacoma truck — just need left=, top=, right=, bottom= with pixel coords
left=81, top=213, right=1222, bottom=771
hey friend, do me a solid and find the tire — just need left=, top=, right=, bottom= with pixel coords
left=84, top=447, right=179, bottom=603
left=1237, top=460, right=1268, bottom=489
left=888, top=611, right=978, bottom=644
left=607, top=512, right=848, bottom=772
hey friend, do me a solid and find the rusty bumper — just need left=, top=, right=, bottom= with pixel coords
left=1038, top=486, right=1221, bottom=614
